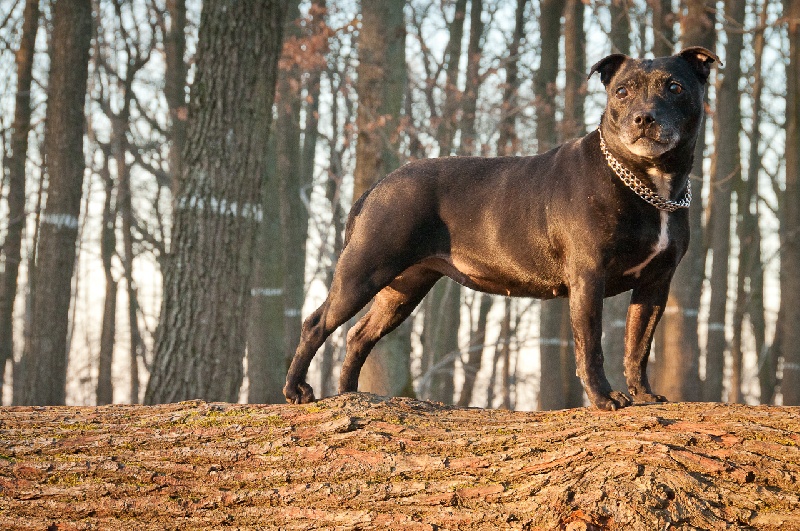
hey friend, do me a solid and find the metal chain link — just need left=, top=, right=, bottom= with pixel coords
left=598, top=128, right=691, bottom=213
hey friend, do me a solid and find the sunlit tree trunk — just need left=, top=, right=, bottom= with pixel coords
left=145, top=0, right=287, bottom=404
left=732, top=0, right=768, bottom=405
left=353, top=0, right=410, bottom=397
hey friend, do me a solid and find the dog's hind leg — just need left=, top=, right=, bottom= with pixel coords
left=339, top=265, right=441, bottom=394
left=284, top=269, right=383, bottom=404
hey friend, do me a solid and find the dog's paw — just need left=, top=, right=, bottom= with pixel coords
left=632, top=392, right=668, bottom=405
left=283, top=381, right=316, bottom=404
left=594, top=391, right=632, bottom=411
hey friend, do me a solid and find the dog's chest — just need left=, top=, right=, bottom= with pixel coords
left=623, top=211, right=670, bottom=277
left=620, top=169, right=673, bottom=278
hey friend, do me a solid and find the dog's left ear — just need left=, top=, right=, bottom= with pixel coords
left=677, top=47, right=721, bottom=84
left=588, top=54, right=628, bottom=85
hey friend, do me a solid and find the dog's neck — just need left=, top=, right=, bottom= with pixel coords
left=597, top=127, right=692, bottom=213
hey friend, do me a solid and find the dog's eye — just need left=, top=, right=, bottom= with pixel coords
left=615, top=86, right=629, bottom=99
left=668, top=82, right=683, bottom=94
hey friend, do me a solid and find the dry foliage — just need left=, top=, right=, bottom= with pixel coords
left=0, top=394, right=798, bottom=529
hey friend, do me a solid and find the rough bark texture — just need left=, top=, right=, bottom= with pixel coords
left=144, top=0, right=286, bottom=404
left=19, top=0, right=92, bottom=406
left=0, top=395, right=798, bottom=530
left=0, top=0, right=39, bottom=397
left=247, top=138, right=286, bottom=404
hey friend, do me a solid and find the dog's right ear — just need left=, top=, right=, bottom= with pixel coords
left=588, top=54, right=628, bottom=85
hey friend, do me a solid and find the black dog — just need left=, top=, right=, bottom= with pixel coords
left=284, top=47, right=719, bottom=411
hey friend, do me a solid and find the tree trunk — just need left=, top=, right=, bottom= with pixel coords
left=458, top=0, right=484, bottom=156
left=18, top=0, right=92, bottom=406
left=727, top=7, right=766, bottom=404
left=164, top=0, right=188, bottom=197
left=651, top=0, right=675, bottom=57
left=780, top=0, right=800, bottom=405
left=653, top=0, right=714, bottom=402
left=744, top=0, right=770, bottom=404
left=97, top=153, right=116, bottom=406
left=608, top=0, right=631, bottom=55
left=0, top=0, right=39, bottom=400
left=353, top=0, right=410, bottom=398
left=436, top=0, right=467, bottom=157
left=704, top=0, right=744, bottom=403
left=247, top=138, right=286, bottom=404
left=144, top=0, right=287, bottom=404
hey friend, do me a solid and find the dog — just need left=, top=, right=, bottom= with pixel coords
left=284, top=47, right=719, bottom=411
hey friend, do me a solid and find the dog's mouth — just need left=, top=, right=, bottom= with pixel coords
left=625, top=132, right=676, bottom=157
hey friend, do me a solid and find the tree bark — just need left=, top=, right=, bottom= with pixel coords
left=780, top=0, right=800, bottom=405
left=0, top=0, right=39, bottom=399
left=653, top=0, right=714, bottom=402
left=651, top=0, right=675, bottom=57
left=353, top=0, right=411, bottom=398
left=2, top=397, right=799, bottom=530
left=144, top=0, right=287, bottom=404
left=247, top=138, right=286, bottom=404
left=18, top=0, right=92, bottom=406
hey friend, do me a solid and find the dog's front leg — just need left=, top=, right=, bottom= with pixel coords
left=568, top=271, right=632, bottom=410
left=623, top=275, right=671, bottom=404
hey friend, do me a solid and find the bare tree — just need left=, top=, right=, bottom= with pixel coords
left=0, top=0, right=39, bottom=398
left=705, top=0, right=745, bottom=402
left=18, top=0, right=93, bottom=405
left=144, top=0, right=287, bottom=404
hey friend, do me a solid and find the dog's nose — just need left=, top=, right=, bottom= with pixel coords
left=634, top=112, right=656, bottom=126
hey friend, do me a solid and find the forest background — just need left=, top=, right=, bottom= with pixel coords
left=0, top=0, right=798, bottom=410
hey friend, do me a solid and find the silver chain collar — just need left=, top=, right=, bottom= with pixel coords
left=598, top=128, right=691, bottom=213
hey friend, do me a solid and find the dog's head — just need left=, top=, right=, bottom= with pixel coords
left=589, top=47, right=720, bottom=160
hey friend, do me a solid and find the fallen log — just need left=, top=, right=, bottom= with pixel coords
left=0, top=393, right=798, bottom=529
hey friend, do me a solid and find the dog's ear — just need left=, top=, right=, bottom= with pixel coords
left=677, top=46, right=721, bottom=84
left=588, top=54, right=628, bottom=85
